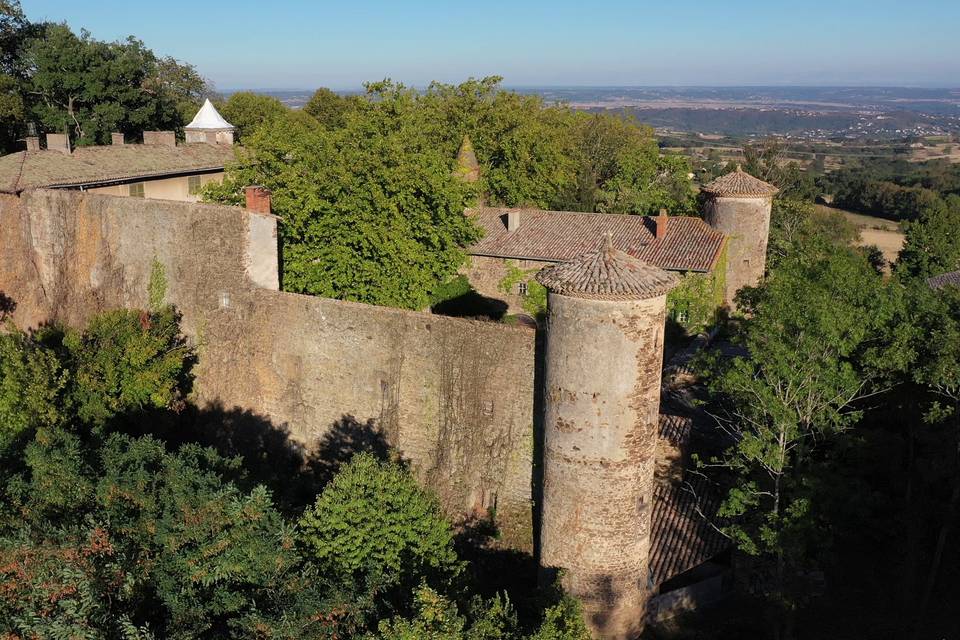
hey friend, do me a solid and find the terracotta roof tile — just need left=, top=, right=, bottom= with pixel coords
left=0, top=142, right=236, bottom=193
left=702, top=165, right=779, bottom=198
left=535, top=236, right=680, bottom=300
left=928, top=270, right=960, bottom=290
left=650, top=473, right=729, bottom=585
left=468, top=207, right=725, bottom=273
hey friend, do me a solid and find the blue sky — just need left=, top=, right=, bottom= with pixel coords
left=23, top=0, right=960, bottom=90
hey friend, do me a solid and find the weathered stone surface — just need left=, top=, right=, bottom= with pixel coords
left=539, top=291, right=668, bottom=639
left=703, top=194, right=772, bottom=305
left=0, top=189, right=536, bottom=546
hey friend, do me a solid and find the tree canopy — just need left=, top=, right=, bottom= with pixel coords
left=0, top=2, right=211, bottom=150
left=207, top=77, right=694, bottom=309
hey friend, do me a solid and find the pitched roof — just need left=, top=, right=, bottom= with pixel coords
left=186, top=99, right=234, bottom=130
left=535, top=235, right=679, bottom=300
left=928, top=270, right=960, bottom=290
left=0, top=143, right=236, bottom=194
left=650, top=472, right=729, bottom=586
left=467, top=207, right=725, bottom=273
left=702, top=165, right=779, bottom=198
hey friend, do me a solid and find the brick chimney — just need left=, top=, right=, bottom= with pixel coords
left=24, top=136, right=39, bottom=152
left=245, top=186, right=272, bottom=215
left=506, top=210, right=520, bottom=232
left=45, top=133, right=71, bottom=155
left=111, top=132, right=125, bottom=145
left=143, top=131, right=176, bottom=147
left=655, top=208, right=669, bottom=240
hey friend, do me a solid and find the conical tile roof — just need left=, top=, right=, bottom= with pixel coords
left=186, top=99, right=234, bottom=130
left=536, top=235, right=679, bottom=300
left=702, top=165, right=778, bottom=197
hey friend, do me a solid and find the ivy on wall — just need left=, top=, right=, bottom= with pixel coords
left=666, top=242, right=727, bottom=332
left=497, top=261, right=547, bottom=319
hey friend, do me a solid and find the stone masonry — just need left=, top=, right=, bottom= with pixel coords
left=537, top=238, right=679, bottom=639
left=701, top=167, right=778, bottom=306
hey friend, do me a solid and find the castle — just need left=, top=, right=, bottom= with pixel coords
left=0, top=102, right=779, bottom=638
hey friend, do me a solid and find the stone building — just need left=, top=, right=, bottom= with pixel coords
left=462, top=207, right=726, bottom=324
left=701, top=166, right=778, bottom=305
left=537, top=237, right=679, bottom=638
left=0, top=101, right=236, bottom=202
left=458, top=167, right=777, bottom=323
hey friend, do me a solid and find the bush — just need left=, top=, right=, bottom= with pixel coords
left=59, top=306, right=192, bottom=428
left=299, top=453, right=462, bottom=597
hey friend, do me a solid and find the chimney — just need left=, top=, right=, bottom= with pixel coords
left=506, top=210, right=520, bottom=232
left=24, top=136, right=39, bottom=152
left=655, top=208, right=669, bottom=240
left=45, top=133, right=71, bottom=155
left=142, top=131, right=176, bottom=147
left=245, top=185, right=272, bottom=215
left=111, top=132, right=124, bottom=145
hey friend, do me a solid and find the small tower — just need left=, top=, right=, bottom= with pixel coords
left=701, top=165, right=778, bottom=306
left=536, top=237, right=679, bottom=639
left=185, top=99, right=236, bottom=145
left=453, top=135, right=480, bottom=184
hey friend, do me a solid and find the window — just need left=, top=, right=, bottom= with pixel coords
left=517, top=281, right=528, bottom=296
left=188, top=175, right=202, bottom=195
left=129, top=182, right=145, bottom=198
left=676, top=309, right=689, bottom=324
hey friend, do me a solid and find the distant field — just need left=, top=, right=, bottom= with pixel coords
left=815, top=204, right=905, bottom=265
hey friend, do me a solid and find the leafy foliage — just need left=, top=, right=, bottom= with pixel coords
left=206, top=86, right=480, bottom=309
left=216, top=90, right=288, bottom=141
left=0, top=307, right=589, bottom=638
left=207, top=78, right=693, bottom=309
left=695, top=217, right=917, bottom=630
left=299, top=453, right=462, bottom=597
left=24, top=23, right=210, bottom=145
left=896, top=194, right=960, bottom=280
left=57, top=307, right=192, bottom=429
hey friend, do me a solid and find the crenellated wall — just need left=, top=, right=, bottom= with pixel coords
left=0, top=189, right=537, bottom=547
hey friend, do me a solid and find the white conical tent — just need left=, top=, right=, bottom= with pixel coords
left=186, top=99, right=234, bottom=130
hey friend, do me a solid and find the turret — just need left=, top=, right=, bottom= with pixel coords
left=701, top=165, right=778, bottom=307
left=185, top=99, right=236, bottom=145
left=536, top=237, right=679, bottom=639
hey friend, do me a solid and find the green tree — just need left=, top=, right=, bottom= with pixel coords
left=897, top=194, right=960, bottom=280
left=303, top=86, right=357, bottom=129
left=24, top=24, right=206, bottom=144
left=56, top=307, right=192, bottom=429
left=0, top=330, right=65, bottom=452
left=742, top=139, right=817, bottom=201
left=697, top=243, right=912, bottom=634
left=299, top=453, right=462, bottom=600
left=207, top=87, right=480, bottom=309
left=216, top=90, right=287, bottom=141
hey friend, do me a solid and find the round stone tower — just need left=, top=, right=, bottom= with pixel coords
left=536, top=237, right=679, bottom=639
left=701, top=166, right=778, bottom=307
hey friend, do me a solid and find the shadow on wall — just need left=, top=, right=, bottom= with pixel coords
left=431, top=289, right=509, bottom=321
left=110, top=403, right=394, bottom=516
left=0, top=292, right=15, bottom=321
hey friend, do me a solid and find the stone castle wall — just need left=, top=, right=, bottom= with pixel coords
left=0, top=190, right=537, bottom=547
